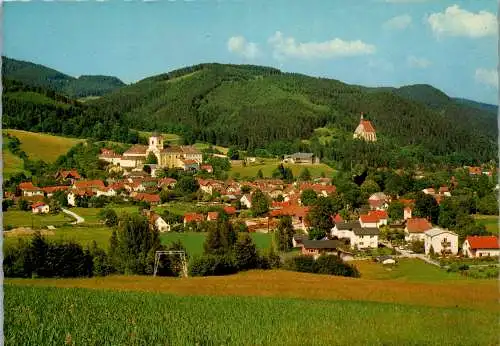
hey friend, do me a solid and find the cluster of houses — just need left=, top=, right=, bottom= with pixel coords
left=98, top=134, right=204, bottom=175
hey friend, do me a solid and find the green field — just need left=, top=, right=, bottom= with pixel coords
left=230, top=159, right=335, bottom=179
left=5, top=284, right=497, bottom=345
left=3, top=211, right=73, bottom=229
left=70, top=206, right=142, bottom=225
left=161, top=232, right=272, bottom=256
left=4, top=129, right=83, bottom=162
left=2, top=148, right=27, bottom=179
left=474, top=215, right=499, bottom=233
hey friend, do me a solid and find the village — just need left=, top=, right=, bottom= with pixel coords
left=5, top=115, right=498, bottom=267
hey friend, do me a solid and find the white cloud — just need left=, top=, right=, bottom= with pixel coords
left=383, top=14, right=412, bottom=30
left=427, top=5, right=497, bottom=38
left=268, top=31, right=376, bottom=60
left=227, top=36, right=260, bottom=60
left=407, top=55, right=431, bottom=69
left=475, top=68, right=498, bottom=88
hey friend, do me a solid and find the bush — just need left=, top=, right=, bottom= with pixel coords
left=284, top=254, right=360, bottom=278
left=188, top=255, right=238, bottom=277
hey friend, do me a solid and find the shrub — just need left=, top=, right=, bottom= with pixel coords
left=188, top=254, right=238, bottom=277
left=284, top=254, right=360, bottom=278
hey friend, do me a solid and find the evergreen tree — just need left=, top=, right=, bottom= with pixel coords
left=251, top=189, right=269, bottom=216
left=234, top=233, right=258, bottom=270
left=275, top=216, right=295, bottom=252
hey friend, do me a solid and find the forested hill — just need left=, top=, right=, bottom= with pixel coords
left=90, top=63, right=497, bottom=164
left=2, top=60, right=497, bottom=168
left=2, top=56, right=126, bottom=98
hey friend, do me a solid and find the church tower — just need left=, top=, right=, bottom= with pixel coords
left=148, top=132, right=164, bottom=152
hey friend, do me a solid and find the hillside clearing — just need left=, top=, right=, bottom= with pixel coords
left=231, top=160, right=335, bottom=178
left=4, top=129, right=83, bottom=162
left=2, top=148, right=27, bottom=179
left=474, top=214, right=499, bottom=233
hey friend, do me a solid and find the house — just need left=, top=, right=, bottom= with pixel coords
left=332, top=213, right=344, bottom=223
left=41, top=185, right=70, bottom=198
left=200, top=164, right=213, bottom=173
left=403, top=207, right=412, bottom=220
left=158, top=178, right=177, bottom=190
left=359, top=214, right=379, bottom=229
left=438, top=186, right=451, bottom=197
left=462, top=236, right=499, bottom=258
left=133, top=193, right=161, bottom=205
left=292, top=234, right=308, bottom=248
left=223, top=206, right=237, bottom=216
left=353, top=113, right=377, bottom=142
left=424, top=228, right=458, bottom=256
left=96, top=187, right=117, bottom=198
left=73, top=180, right=106, bottom=192
left=422, top=188, right=436, bottom=195
left=300, top=239, right=343, bottom=257
left=331, top=221, right=360, bottom=240
left=18, top=182, right=44, bottom=197
left=181, top=159, right=199, bottom=171
left=98, top=149, right=123, bottom=165
left=207, top=212, right=219, bottom=221
left=270, top=205, right=310, bottom=230
left=55, top=169, right=81, bottom=183
left=31, top=201, right=49, bottom=214
left=240, top=194, right=252, bottom=209
left=367, top=210, right=388, bottom=226
left=368, top=192, right=389, bottom=210
left=183, top=213, right=204, bottom=225
left=405, top=218, right=432, bottom=242
left=283, top=152, right=318, bottom=164
left=67, top=189, right=94, bottom=206
left=143, top=209, right=171, bottom=232
left=351, top=227, right=379, bottom=249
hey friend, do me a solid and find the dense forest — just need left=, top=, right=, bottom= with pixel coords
left=2, top=56, right=125, bottom=98
left=2, top=58, right=498, bottom=170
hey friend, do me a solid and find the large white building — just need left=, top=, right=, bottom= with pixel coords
left=424, top=228, right=458, bottom=256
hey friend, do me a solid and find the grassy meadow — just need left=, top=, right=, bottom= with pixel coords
left=474, top=214, right=499, bottom=233
left=2, top=148, right=27, bottom=179
left=5, top=267, right=498, bottom=346
left=230, top=158, right=335, bottom=179
left=3, top=211, right=74, bottom=229
left=4, top=129, right=83, bottom=162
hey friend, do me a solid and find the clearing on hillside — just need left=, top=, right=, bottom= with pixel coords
left=230, top=159, right=335, bottom=178
left=4, top=129, right=83, bottom=162
left=2, top=148, right=26, bottom=179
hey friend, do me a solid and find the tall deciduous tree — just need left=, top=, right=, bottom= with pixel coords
left=300, top=189, right=318, bottom=206
left=251, top=189, right=269, bottom=216
left=275, top=216, right=295, bottom=252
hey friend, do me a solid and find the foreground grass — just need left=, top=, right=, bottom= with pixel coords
left=7, top=270, right=497, bottom=312
left=5, top=281, right=497, bottom=345
left=4, top=129, right=83, bottom=162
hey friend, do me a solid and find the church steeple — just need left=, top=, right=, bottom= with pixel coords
left=360, top=112, right=364, bottom=121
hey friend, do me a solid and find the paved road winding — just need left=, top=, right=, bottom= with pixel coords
left=62, top=208, right=85, bottom=225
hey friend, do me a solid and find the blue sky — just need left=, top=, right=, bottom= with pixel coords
left=3, top=0, right=498, bottom=104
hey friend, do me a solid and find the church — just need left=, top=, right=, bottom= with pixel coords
left=353, top=113, right=377, bottom=142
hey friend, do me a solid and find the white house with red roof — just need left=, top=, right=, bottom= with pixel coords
left=240, top=194, right=252, bottom=209
left=42, top=186, right=70, bottom=198
left=462, top=236, right=499, bottom=258
left=368, top=192, right=389, bottom=210
left=223, top=206, right=237, bottom=216
left=359, top=214, right=379, bottom=229
left=200, top=164, right=213, bottom=173
left=368, top=210, right=388, bottom=226
left=18, top=182, right=44, bottom=197
left=353, top=113, right=377, bottom=142
left=207, top=212, right=219, bottom=221
left=183, top=213, right=204, bottom=225
left=403, top=207, right=412, bottom=220
left=31, top=201, right=49, bottom=214
left=405, top=218, right=432, bottom=242
left=424, top=228, right=458, bottom=256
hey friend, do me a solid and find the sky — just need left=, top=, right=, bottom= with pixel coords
left=3, top=0, right=498, bottom=104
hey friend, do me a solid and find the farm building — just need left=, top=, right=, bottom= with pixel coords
left=31, top=202, right=49, bottom=214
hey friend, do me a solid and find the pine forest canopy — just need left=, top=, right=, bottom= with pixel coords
left=2, top=57, right=498, bottom=170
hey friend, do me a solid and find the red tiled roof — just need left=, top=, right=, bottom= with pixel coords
left=369, top=199, right=384, bottom=207
left=59, top=170, right=81, bottom=179
left=134, top=193, right=160, bottom=203
left=333, top=214, right=344, bottom=223
left=406, top=218, right=432, bottom=233
left=223, top=206, right=236, bottom=215
left=182, top=159, right=198, bottom=165
left=42, top=186, right=70, bottom=193
left=399, top=199, right=415, bottom=207
left=74, top=180, right=105, bottom=189
left=207, top=212, right=219, bottom=220
left=361, top=120, right=375, bottom=133
left=360, top=214, right=379, bottom=223
left=468, top=166, right=482, bottom=175
left=439, top=186, right=449, bottom=193
left=31, top=202, right=47, bottom=209
left=272, top=205, right=310, bottom=218
left=123, top=145, right=148, bottom=155
left=158, top=178, right=177, bottom=185
left=466, top=236, right=499, bottom=250
left=19, top=182, right=40, bottom=191
left=272, top=201, right=291, bottom=208
left=368, top=210, right=388, bottom=219
left=184, top=213, right=204, bottom=223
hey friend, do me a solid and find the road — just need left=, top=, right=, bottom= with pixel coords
left=396, top=248, right=441, bottom=267
left=62, top=208, right=85, bottom=225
